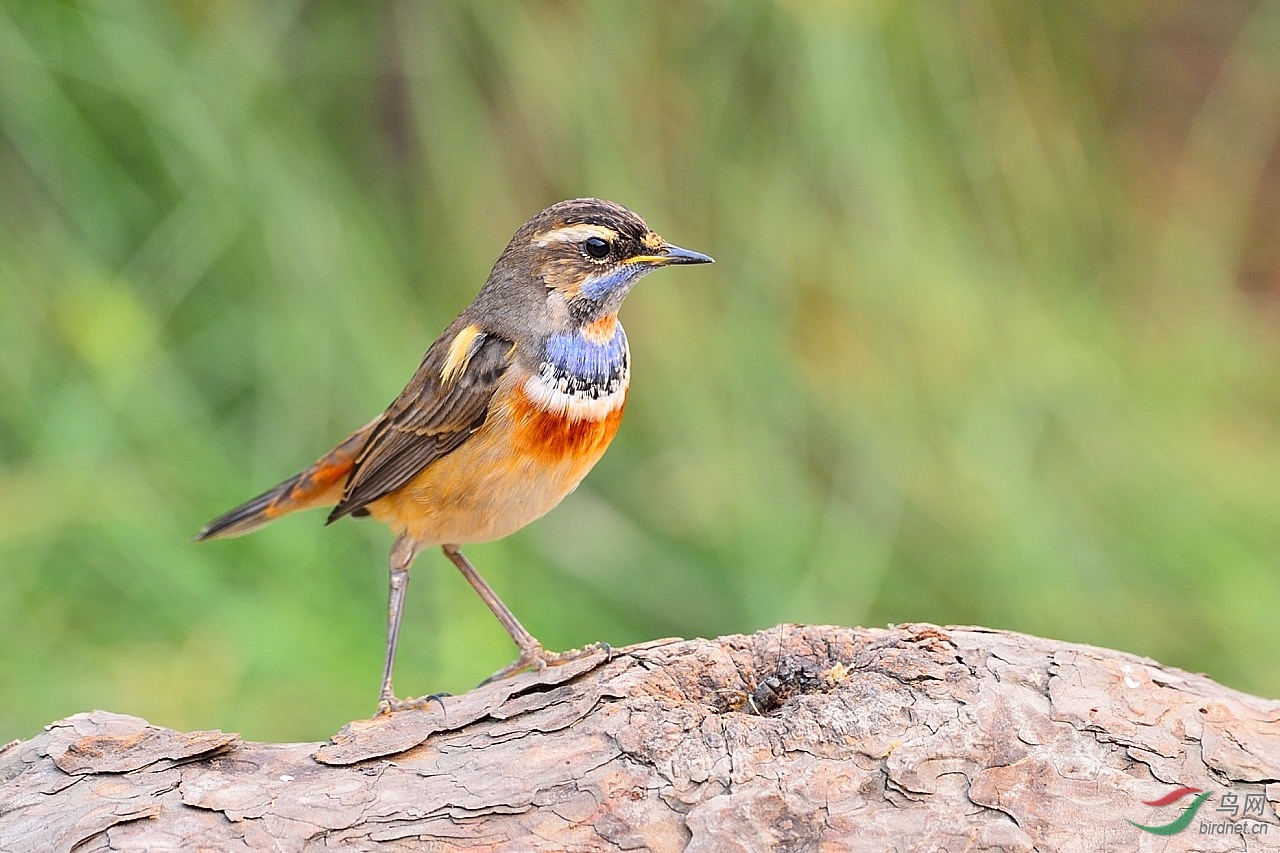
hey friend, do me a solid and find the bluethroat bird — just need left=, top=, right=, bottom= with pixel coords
left=197, top=198, right=713, bottom=712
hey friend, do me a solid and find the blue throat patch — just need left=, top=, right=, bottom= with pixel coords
left=579, top=265, right=647, bottom=301
left=541, top=326, right=629, bottom=395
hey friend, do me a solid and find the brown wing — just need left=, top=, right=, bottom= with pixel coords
left=327, top=328, right=515, bottom=523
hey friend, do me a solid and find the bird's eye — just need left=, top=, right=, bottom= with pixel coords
left=583, top=236, right=611, bottom=260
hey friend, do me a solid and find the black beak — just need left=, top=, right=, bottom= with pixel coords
left=658, top=243, right=715, bottom=265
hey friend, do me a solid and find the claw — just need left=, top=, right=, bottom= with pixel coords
left=376, top=692, right=451, bottom=717
left=479, top=641, right=611, bottom=686
left=479, top=642, right=549, bottom=686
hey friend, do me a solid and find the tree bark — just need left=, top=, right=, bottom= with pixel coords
left=2, top=624, right=1278, bottom=852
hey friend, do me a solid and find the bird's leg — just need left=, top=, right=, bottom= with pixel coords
left=376, top=533, right=421, bottom=714
left=441, top=544, right=558, bottom=681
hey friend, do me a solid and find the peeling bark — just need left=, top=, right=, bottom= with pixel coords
left=2, top=624, right=1278, bottom=852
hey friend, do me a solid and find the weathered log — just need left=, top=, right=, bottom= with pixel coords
left=2, top=624, right=1278, bottom=852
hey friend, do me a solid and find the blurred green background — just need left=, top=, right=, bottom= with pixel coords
left=4, top=0, right=1280, bottom=743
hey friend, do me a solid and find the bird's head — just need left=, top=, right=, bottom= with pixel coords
left=492, top=198, right=713, bottom=327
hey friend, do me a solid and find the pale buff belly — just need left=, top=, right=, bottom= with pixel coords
left=367, top=385, right=626, bottom=546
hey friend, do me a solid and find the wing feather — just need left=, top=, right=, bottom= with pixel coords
left=327, top=327, right=515, bottom=522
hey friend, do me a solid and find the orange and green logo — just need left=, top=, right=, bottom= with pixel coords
left=1127, top=787, right=1210, bottom=835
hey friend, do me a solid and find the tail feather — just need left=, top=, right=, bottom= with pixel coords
left=195, top=471, right=310, bottom=541
left=195, top=418, right=379, bottom=542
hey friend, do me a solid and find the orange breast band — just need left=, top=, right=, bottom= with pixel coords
left=510, top=385, right=626, bottom=465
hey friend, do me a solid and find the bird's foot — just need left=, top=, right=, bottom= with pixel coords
left=375, top=691, right=451, bottom=717
left=480, top=641, right=613, bottom=686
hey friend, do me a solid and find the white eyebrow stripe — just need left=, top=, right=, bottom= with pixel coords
left=533, top=224, right=619, bottom=247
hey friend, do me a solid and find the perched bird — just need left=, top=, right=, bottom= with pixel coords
left=197, top=198, right=713, bottom=712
